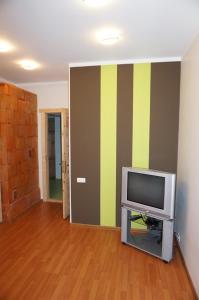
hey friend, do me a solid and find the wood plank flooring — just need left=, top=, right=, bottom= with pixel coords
left=0, top=202, right=196, bottom=300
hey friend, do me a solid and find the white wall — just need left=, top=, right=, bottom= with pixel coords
left=19, top=81, right=68, bottom=198
left=0, top=77, right=14, bottom=83
left=176, top=34, right=199, bottom=296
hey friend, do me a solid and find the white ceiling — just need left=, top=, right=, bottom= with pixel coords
left=0, top=0, right=199, bottom=83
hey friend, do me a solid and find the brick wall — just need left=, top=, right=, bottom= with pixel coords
left=0, top=83, right=40, bottom=222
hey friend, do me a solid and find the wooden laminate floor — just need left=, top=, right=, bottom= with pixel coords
left=0, top=202, right=196, bottom=300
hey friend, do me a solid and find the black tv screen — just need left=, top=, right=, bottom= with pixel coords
left=127, top=172, right=165, bottom=209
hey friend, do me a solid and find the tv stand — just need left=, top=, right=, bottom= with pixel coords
left=121, top=206, right=174, bottom=262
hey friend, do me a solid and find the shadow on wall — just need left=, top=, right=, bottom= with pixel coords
left=175, top=182, right=188, bottom=249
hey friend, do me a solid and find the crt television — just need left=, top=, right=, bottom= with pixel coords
left=121, top=167, right=176, bottom=219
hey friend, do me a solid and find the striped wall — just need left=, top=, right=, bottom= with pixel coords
left=70, top=62, right=180, bottom=227
left=133, top=63, right=151, bottom=169
left=100, top=65, right=117, bottom=226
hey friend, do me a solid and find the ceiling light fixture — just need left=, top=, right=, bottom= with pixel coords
left=96, top=28, right=121, bottom=45
left=18, top=59, right=40, bottom=70
left=82, top=0, right=112, bottom=8
left=0, top=40, right=14, bottom=53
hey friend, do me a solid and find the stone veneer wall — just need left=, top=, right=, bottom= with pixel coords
left=0, top=83, right=40, bottom=222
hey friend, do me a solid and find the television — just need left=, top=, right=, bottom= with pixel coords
left=121, top=167, right=176, bottom=219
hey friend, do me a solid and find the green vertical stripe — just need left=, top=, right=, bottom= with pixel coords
left=132, top=63, right=151, bottom=168
left=132, top=63, right=151, bottom=230
left=100, top=65, right=117, bottom=226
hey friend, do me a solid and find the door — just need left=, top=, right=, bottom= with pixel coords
left=61, top=110, right=69, bottom=218
left=40, top=109, right=69, bottom=219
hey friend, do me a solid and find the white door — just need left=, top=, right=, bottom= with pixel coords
left=61, top=110, right=69, bottom=218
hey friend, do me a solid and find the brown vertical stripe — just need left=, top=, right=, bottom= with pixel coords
left=149, top=62, right=181, bottom=173
left=70, top=67, right=100, bottom=224
left=116, top=64, right=133, bottom=226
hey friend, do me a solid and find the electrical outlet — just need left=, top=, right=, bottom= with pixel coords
left=176, top=232, right=181, bottom=243
left=77, top=177, right=86, bottom=183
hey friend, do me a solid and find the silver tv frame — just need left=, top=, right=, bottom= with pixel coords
left=121, top=167, right=176, bottom=220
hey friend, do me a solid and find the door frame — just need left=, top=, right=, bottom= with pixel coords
left=40, top=108, right=69, bottom=219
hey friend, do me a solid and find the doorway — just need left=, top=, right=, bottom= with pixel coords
left=48, top=113, right=62, bottom=201
left=40, top=108, right=69, bottom=219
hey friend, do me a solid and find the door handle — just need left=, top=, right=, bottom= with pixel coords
left=62, top=161, right=67, bottom=174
